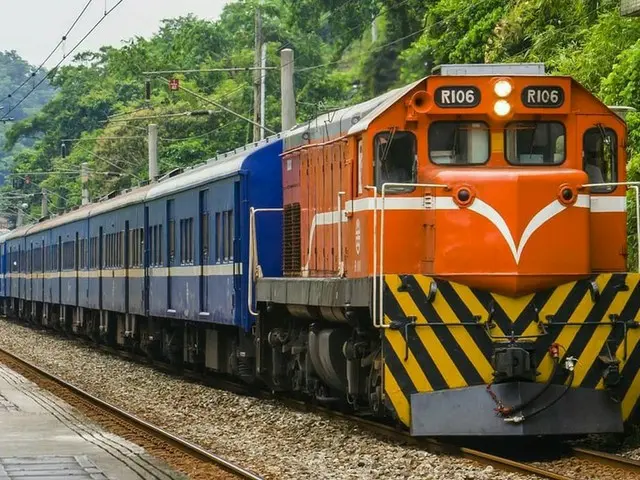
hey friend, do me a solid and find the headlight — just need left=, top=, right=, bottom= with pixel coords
left=494, top=80, right=513, bottom=98
left=494, top=100, right=512, bottom=117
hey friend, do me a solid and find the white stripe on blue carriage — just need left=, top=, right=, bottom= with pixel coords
left=3, top=264, right=243, bottom=281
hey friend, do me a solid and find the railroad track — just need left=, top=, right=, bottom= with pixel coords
left=0, top=346, right=263, bottom=480
left=566, top=446, right=640, bottom=478
left=287, top=398, right=640, bottom=479
left=5, top=321, right=640, bottom=480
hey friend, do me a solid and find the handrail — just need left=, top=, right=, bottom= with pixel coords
left=581, top=181, right=639, bottom=272
left=337, top=191, right=346, bottom=277
left=378, top=183, right=449, bottom=329
left=365, top=186, right=378, bottom=329
left=248, top=207, right=284, bottom=316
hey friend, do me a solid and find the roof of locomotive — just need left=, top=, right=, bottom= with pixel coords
left=284, top=77, right=425, bottom=151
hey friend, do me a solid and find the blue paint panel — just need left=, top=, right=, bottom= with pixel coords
left=0, top=136, right=285, bottom=334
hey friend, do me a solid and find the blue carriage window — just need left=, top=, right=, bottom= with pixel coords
left=150, top=227, right=155, bottom=267
left=222, top=211, right=228, bottom=261
left=201, top=213, right=209, bottom=260
left=225, top=210, right=233, bottom=262
left=168, top=220, right=175, bottom=263
left=158, top=225, right=163, bottom=266
left=62, top=240, right=75, bottom=270
left=216, top=212, right=222, bottom=263
left=179, top=218, right=194, bottom=265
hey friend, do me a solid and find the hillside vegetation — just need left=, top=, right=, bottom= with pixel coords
left=2, top=0, right=640, bottom=244
left=0, top=51, right=54, bottom=193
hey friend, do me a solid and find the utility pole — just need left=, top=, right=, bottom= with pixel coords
left=253, top=3, right=263, bottom=142
left=16, top=204, right=26, bottom=227
left=280, top=48, right=296, bottom=131
left=260, top=42, right=267, bottom=140
left=148, top=123, right=159, bottom=182
left=81, top=163, right=90, bottom=205
left=41, top=189, right=48, bottom=217
left=371, top=14, right=379, bottom=42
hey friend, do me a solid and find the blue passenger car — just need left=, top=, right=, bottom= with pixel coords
left=145, top=137, right=283, bottom=331
left=0, top=135, right=284, bottom=371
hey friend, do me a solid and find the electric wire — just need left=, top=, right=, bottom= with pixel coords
left=0, top=0, right=96, bottom=106
left=1, top=0, right=128, bottom=121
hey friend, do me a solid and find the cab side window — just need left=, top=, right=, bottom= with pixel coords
left=374, top=130, right=417, bottom=193
left=583, top=127, right=617, bottom=193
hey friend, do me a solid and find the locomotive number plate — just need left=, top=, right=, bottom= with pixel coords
left=435, top=86, right=481, bottom=108
left=522, top=86, right=564, bottom=108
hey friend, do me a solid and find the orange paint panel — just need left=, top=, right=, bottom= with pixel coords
left=282, top=74, right=629, bottom=295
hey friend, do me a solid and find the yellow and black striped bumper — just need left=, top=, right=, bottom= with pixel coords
left=382, top=273, right=640, bottom=433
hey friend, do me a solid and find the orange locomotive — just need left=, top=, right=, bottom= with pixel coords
left=254, top=64, right=640, bottom=436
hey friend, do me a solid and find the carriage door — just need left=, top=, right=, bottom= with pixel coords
left=75, top=232, right=79, bottom=306
left=233, top=181, right=241, bottom=318
left=199, top=190, right=209, bottom=314
left=27, top=242, right=32, bottom=301
left=167, top=200, right=175, bottom=314
left=98, top=227, right=103, bottom=310
left=578, top=115, right=627, bottom=272
left=124, top=221, right=129, bottom=314
left=143, top=207, right=150, bottom=316
left=57, top=236, right=62, bottom=306
left=41, top=238, right=45, bottom=302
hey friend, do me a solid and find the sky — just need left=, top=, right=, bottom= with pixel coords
left=0, top=0, right=233, bottom=67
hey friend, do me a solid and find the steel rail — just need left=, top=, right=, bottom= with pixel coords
left=279, top=397, right=571, bottom=480
left=571, top=446, right=640, bottom=474
left=2, top=320, right=635, bottom=480
left=0, top=346, right=263, bottom=480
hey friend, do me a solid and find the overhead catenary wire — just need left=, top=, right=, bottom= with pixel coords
left=159, top=118, right=242, bottom=142
left=72, top=143, right=142, bottom=181
left=1, top=0, right=128, bottom=121
left=0, top=0, right=96, bottom=106
left=143, top=67, right=278, bottom=75
left=158, top=76, right=276, bottom=135
left=10, top=170, right=125, bottom=176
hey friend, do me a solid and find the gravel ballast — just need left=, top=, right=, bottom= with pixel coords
left=0, top=319, right=537, bottom=480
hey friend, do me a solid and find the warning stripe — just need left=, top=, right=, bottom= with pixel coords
left=581, top=278, right=640, bottom=389
left=403, top=275, right=485, bottom=385
left=382, top=273, right=640, bottom=428
left=430, top=281, right=493, bottom=378
left=383, top=287, right=445, bottom=390
left=550, top=274, right=623, bottom=384
left=389, top=275, right=462, bottom=388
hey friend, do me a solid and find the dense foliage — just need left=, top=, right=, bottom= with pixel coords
left=0, top=51, right=54, bottom=197
left=2, top=0, right=640, bottom=264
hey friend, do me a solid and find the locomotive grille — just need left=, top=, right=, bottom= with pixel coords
left=283, top=203, right=301, bottom=276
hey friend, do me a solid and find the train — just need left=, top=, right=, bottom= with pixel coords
left=1, top=62, right=639, bottom=437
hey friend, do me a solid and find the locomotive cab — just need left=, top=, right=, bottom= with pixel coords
left=365, top=65, right=628, bottom=296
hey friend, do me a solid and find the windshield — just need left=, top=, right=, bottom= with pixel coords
left=428, top=121, right=489, bottom=165
left=505, top=122, right=565, bottom=165
left=374, top=130, right=417, bottom=192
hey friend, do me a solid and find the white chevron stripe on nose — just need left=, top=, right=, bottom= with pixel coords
left=466, top=194, right=590, bottom=264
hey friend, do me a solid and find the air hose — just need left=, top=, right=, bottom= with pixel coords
left=487, top=343, right=574, bottom=422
